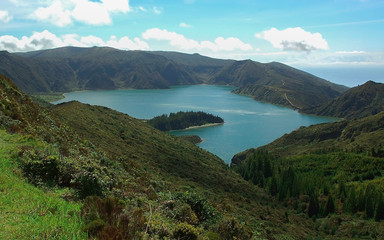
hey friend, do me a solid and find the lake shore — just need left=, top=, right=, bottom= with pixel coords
left=184, top=122, right=224, bottom=130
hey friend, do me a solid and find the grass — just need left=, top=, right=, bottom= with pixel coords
left=0, top=130, right=87, bottom=240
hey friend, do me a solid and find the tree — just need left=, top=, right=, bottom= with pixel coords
left=308, top=194, right=319, bottom=218
left=325, top=194, right=335, bottom=216
left=269, top=176, right=278, bottom=197
left=375, top=194, right=384, bottom=221
left=344, top=187, right=357, bottom=214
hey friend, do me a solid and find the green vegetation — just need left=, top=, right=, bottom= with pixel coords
left=177, top=135, right=202, bottom=144
left=0, top=130, right=87, bottom=240
left=147, top=111, right=224, bottom=131
left=232, top=110, right=384, bottom=238
left=302, top=80, right=384, bottom=119
left=1, top=64, right=383, bottom=239
left=1, top=46, right=347, bottom=109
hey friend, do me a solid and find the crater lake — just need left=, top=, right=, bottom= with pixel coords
left=54, top=85, right=337, bottom=163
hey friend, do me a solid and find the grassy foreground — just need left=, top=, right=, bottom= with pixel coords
left=0, top=130, right=86, bottom=240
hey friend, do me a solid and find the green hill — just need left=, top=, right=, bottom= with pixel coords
left=2, top=73, right=330, bottom=239
left=231, top=110, right=384, bottom=238
left=301, top=80, right=384, bottom=119
left=229, top=61, right=348, bottom=109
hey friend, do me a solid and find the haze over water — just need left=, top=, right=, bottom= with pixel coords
left=55, top=85, right=336, bottom=163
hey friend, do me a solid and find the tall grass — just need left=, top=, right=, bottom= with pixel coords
left=0, top=130, right=87, bottom=240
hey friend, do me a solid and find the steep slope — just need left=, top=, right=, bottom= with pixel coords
left=52, top=101, right=258, bottom=197
left=1, top=47, right=199, bottom=93
left=153, top=51, right=234, bottom=81
left=228, top=61, right=348, bottom=109
left=2, top=46, right=349, bottom=110
left=233, top=110, right=384, bottom=160
left=231, top=111, right=384, bottom=239
left=301, top=81, right=384, bottom=119
left=2, top=73, right=317, bottom=239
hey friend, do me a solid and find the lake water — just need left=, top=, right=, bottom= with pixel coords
left=54, top=85, right=336, bottom=163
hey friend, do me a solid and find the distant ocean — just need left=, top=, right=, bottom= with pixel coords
left=299, top=66, right=384, bottom=87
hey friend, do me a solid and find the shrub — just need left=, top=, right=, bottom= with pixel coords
left=172, top=222, right=199, bottom=240
left=82, top=219, right=106, bottom=237
left=175, top=191, right=219, bottom=224
left=217, top=217, right=252, bottom=240
left=18, top=147, right=61, bottom=186
left=81, top=196, right=124, bottom=226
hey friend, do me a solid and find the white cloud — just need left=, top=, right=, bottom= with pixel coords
left=71, top=0, right=112, bottom=25
left=0, top=10, right=12, bottom=23
left=33, top=1, right=72, bottom=27
left=142, top=28, right=252, bottom=52
left=152, top=6, right=162, bottom=15
left=179, top=22, right=192, bottom=28
left=255, top=27, right=329, bottom=52
left=30, top=0, right=130, bottom=26
left=0, top=30, right=149, bottom=52
left=106, top=36, right=149, bottom=50
left=138, top=6, right=147, bottom=12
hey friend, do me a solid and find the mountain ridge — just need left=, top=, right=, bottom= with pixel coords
left=1, top=46, right=348, bottom=109
left=301, top=80, right=384, bottom=119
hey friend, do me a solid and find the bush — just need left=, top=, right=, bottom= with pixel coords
left=18, top=147, right=61, bottom=186
left=217, top=217, right=252, bottom=240
left=82, top=219, right=106, bottom=237
left=175, top=191, right=219, bottom=224
left=172, top=222, right=199, bottom=240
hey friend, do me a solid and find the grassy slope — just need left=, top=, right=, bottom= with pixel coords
left=52, top=101, right=262, bottom=198
left=52, top=101, right=323, bottom=238
left=0, top=130, right=86, bottom=240
left=301, top=81, right=384, bottom=120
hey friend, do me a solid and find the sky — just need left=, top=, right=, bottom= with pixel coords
left=0, top=0, right=383, bottom=86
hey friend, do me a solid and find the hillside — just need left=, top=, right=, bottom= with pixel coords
left=0, top=46, right=348, bottom=109
left=231, top=111, right=384, bottom=238
left=1, top=47, right=199, bottom=93
left=301, top=80, right=384, bottom=119
left=229, top=61, right=348, bottom=109
left=2, top=73, right=330, bottom=239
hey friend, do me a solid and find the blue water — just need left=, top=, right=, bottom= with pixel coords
left=54, top=85, right=336, bottom=163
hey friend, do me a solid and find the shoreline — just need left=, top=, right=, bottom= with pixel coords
left=184, top=122, right=224, bottom=130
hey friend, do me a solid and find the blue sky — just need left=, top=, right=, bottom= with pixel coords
left=0, top=0, right=383, bottom=77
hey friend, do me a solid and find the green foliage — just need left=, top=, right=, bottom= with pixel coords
left=147, top=111, right=224, bottom=131
left=175, top=191, right=219, bottom=225
left=217, top=217, right=253, bottom=240
left=0, top=130, right=87, bottom=240
left=81, top=196, right=146, bottom=239
left=17, top=145, right=117, bottom=198
left=302, top=81, right=384, bottom=119
left=172, top=222, right=200, bottom=240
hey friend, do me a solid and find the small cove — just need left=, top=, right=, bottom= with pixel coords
left=54, top=85, right=337, bottom=163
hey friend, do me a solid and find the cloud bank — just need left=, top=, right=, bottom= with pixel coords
left=142, top=28, right=253, bottom=52
left=30, top=0, right=130, bottom=26
left=255, top=27, right=329, bottom=52
left=0, top=30, right=148, bottom=52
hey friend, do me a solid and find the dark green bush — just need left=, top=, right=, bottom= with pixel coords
left=18, top=147, right=61, bottom=186
left=175, top=191, right=219, bottom=224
